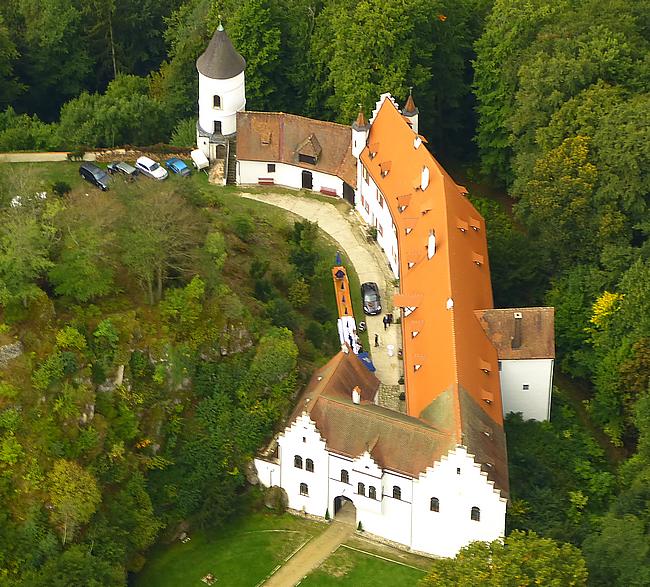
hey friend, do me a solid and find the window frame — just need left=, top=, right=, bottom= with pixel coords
left=430, top=497, right=439, bottom=512
left=213, top=95, right=222, bottom=109
left=305, top=458, right=314, bottom=473
left=267, top=163, right=276, bottom=173
left=392, top=486, right=401, bottom=500
left=340, top=469, right=349, bottom=484
left=357, top=482, right=365, bottom=496
left=368, top=486, right=377, bottom=500
left=294, top=455, right=303, bottom=469
left=471, top=506, right=481, bottom=522
left=300, top=482, right=309, bottom=496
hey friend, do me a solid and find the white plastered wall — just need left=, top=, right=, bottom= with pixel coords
left=500, top=358, right=554, bottom=421
left=276, top=413, right=329, bottom=517
left=411, top=446, right=506, bottom=557
left=198, top=71, right=246, bottom=137
left=238, top=160, right=344, bottom=196
left=254, top=458, right=280, bottom=488
left=355, top=168, right=399, bottom=277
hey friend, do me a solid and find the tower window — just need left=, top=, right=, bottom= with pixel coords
left=430, top=497, right=439, bottom=512
left=392, top=486, right=401, bottom=500
left=294, top=455, right=303, bottom=469
left=341, top=469, right=349, bottom=484
left=300, top=483, right=309, bottom=496
left=306, top=458, right=314, bottom=473
left=369, top=486, right=376, bottom=500
left=213, top=95, right=222, bottom=109
left=471, top=506, right=481, bottom=521
left=357, top=482, right=365, bottom=496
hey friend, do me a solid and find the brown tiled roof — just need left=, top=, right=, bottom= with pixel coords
left=309, top=396, right=454, bottom=478
left=290, top=351, right=379, bottom=421
left=236, top=112, right=357, bottom=187
left=475, top=308, right=555, bottom=360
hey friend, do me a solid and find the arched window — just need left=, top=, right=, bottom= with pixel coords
left=300, top=483, right=309, bottom=496
left=294, top=455, right=303, bottom=469
left=430, top=497, right=439, bottom=512
left=471, top=506, right=481, bottom=521
left=357, top=482, right=365, bottom=496
left=341, top=469, right=349, bottom=484
left=213, top=95, right=222, bottom=109
left=368, top=486, right=376, bottom=500
left=392, top=486, right=401, bottom=500
left=306, top=458, right=314, bottom=472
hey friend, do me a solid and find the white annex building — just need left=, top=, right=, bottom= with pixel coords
left=196, top=26, right=555, bottom=558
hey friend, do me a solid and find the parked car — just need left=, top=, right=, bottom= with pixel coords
left=361, top=282, right=382, bottom=315
left=107, top=161, right=139, bottom=179
left=165, top=157, right=191, bottom=177
left=79, top=163, right=110, bottom=191
left=135, top=156, right=168, bottom=180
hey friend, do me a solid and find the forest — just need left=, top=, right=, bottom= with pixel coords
left=0, top=0, right=648, bottom=585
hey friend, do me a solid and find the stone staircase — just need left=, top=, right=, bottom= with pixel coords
left=226, top=140, right=237, bottom=185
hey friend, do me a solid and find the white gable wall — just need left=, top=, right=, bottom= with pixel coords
left=238, top=160, right=345, bottom=196
left=500, top=358, right=554, bottom=421
left=277, top=413, right=329, bottom=517
left=254, top=415, right=507, bottom=558
left=411, top=446, right=506, bottom=557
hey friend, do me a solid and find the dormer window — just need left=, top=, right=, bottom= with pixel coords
left=408, top=262, right=415, bottom=269
left=399, top=206, right=407, bottom=213
left=405, top=227, right=412, bottom=235
left=411, top=330, right=420, bottom=338
left=260, top=131, right=272, bottom=146
left=421, top=166, right=430, bottom=190
left=414, top=136, right=422, bottom=149
left=472, top=253, right=484, bottom=266
left=427, top=230, right=436, bottom=259
left=296, top=134, right=321, bottom=165
left=469, top=217, right=481, bottom=231
left=414, top=364, right=422, bottom=372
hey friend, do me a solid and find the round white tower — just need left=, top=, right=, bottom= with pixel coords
left=196, top=24, right=246, bottom=160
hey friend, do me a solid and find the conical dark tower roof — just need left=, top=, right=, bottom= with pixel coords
left=196, top=24, right=246, bottom=80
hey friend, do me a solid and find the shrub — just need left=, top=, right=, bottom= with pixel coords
left=232, top=214, right=254, bottom=242
left=52, top=181, right=71, bottom=197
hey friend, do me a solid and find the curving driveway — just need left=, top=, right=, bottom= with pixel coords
left=240, top=192, right=401, bottom=388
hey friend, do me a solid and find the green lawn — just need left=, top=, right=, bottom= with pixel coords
left=300, top=544, right=427, bottom=586
left=134, top=512, right=326, bottom=587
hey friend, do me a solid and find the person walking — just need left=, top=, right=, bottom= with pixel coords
left=374, top=333, right=379, bottom=347
left=383, top=315, right=388, bottom=330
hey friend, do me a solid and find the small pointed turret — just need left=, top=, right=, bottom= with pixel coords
left=402, top=87, right=419, bottom=134
left=351, top=104, right=370, bottom=159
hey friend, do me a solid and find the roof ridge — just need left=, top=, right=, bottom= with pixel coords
left=322, top=395, right=450, bottom=437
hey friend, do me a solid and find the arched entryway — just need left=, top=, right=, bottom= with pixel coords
left=333, top=496, right=356, bottom=525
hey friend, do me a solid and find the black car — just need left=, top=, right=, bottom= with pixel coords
left=79, top=163, right=110, bottom=191
left=361, top=282, right=382, bottom=315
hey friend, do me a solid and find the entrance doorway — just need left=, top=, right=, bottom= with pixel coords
left=302, top=170, right=313, bottom=190
left=333, top=496, right=356, bottom=526
left=343, top=182, right=355, bottom=205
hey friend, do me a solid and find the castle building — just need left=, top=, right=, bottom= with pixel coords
left=197, top=26, right=555, bottom=558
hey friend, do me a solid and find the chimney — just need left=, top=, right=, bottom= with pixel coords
left=352, top=385, right=361, bottom=404
left=512, top=312, right=523, bottom=349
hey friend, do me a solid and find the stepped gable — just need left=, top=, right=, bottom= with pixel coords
left=475, top=307, right=555, bottom=360
left=196, top=25, right=246, bottom=80
left=236, top=111, right=357, bottom=187
left=359, top=97, right=509, bottom=496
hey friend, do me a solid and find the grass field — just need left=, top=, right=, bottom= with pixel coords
left=134, top=512, right=327, bottom=587
left=299, top=543, right=428, bottom=586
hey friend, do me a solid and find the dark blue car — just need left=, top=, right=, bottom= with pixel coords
left=165, top=157, right=191, bottom=177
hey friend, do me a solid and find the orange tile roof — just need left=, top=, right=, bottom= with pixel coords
left=332, top=266, right=355, bottom=318
left=360, top=98, right=504, bottom=438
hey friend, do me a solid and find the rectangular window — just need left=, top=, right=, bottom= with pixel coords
left=267, top=163, right=276, bottom=173
left=299, top=154, right=317, bottom=165
left=377, top=223, right=383, bottom=237
left=362, top=167, right=369, bottom=184
left=377, top=192, right=384, bottom=208
left=364, top=202, right=370, bottom=214
left=523, top=384, right=530, bottom=390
